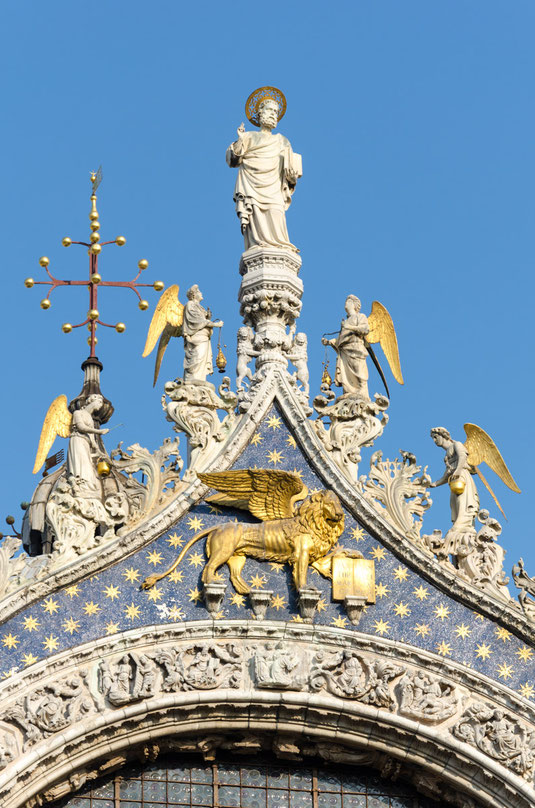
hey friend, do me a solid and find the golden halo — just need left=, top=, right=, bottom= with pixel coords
left=245, top=86, right=287, bottom=127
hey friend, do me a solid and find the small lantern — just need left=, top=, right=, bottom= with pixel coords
left=449, top=477, right=466, bottom=496
left=97, top=458, right=111, bottom=477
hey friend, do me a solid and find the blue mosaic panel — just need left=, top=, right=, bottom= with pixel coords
left=1, top=405, right=533, bottom=699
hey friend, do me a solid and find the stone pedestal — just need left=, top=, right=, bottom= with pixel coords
left=203, top=582, right=226, bottom=616
left=249, top=589, right=273, bottom=620
left=298, top=588, right=320, bottom=623
left=344, top=595, right=367, bottom=626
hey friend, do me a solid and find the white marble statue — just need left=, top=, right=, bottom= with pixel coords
left=226, top=88, right=301, bottom=252
left=322, top=295, right=371, bottom=399
left=67, top=394, right=110, bottom=497
left=182, top=285, right=223, bottom=382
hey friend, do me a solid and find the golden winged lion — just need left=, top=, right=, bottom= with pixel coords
left=142, top=469, right=359, bottom=594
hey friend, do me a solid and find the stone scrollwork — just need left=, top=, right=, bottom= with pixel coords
left=163, top=377, right=238, bottom=479
left=156, top=643, right=242, bottom=691
left=310, top=649, right=404, bottom=709
left=253, top=642, right=307, bottom=690
left=397, top=671, right=459, bottom=723
left=453, top=702, right=535, bottom=781
left=4, top=671, right=96, bottom=750
left=313, top=389, right=389, bottom=485
left=358, top=450, right=432, bottom=541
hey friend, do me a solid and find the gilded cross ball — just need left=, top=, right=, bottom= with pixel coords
left=25, top=170, right=165, bottom=359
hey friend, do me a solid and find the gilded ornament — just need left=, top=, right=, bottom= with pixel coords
left=245, top=86, right=287, bottom=126
left=97, top=459, right=111, bottom=477
left=90, top=232, right=100, bottom=244
left=115, top=322, right=126, bottom=333
left=62, top=323, right=72, bottom=334
left=90, top=243, right=102, bottom=255
left=87, top=335, right=98, bottom=345
left=449, top=477, right=466, bottom=496
left=40, top=299, right=51, bottom=309
left=115, top=236, right=126, bottom=246
left=24, top=277, right=34, bottom=288
left=88, top=309, right=99, bottom=320
left=138, top=299, right=149, bottom=311
left=153, top=280, right=165, bottom=291
left=89, top=210, right=99, bottom=221
left=138, top=259, right=149, bottom=270
left=90, top=273, right=101, bottom=284
left=62, top=237, right=72, bottom=247
left=90, top=220, right=100, bottom=231
left=39, top=256, right=49, bottom=267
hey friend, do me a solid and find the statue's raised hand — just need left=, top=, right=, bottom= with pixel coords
left=237, top=122, right=246, bottom=138
left=212, top=320, right=224, bottom=328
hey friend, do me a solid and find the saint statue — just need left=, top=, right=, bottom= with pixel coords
left=66, top=393, right=110, bottom=496
left=226, top=86, right=302, bottom=252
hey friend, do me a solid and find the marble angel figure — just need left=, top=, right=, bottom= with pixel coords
left=143, top=284, right=223, bottom=385
left=226, top=87, right=302, bottom=252
left=236, top=326, right=259, bottom=389
left=322, top=295, right=403, bottom=400
left=33, top=393, right=110, bottom=497
left=429, top=424, right=520, bottom=552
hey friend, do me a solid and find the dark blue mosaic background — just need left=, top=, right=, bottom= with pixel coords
left=1, top=405, right=534, bottom=700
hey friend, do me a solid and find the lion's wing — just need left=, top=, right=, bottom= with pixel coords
left=198, top=469, right=308, bottom=521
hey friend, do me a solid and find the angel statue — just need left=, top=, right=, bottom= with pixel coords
left=33, top=393, right=110, bottom=497
left=322, top=296, right=403, bottom=400
left=430, top=424, right=520, bottom=551
left=143, top=284, right=223, bottom=386
left=226, top=86, right=302, bottom=252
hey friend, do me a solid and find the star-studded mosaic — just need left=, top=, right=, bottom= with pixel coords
left=1, top=406, right=534, bottom=700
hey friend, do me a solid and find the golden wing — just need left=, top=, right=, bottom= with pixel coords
left=142, top=285, right=184, bottom=385
left=33, top=395, right=72, bottom=474
left=198, top=469, right=308, bottom=521
left=464, top=423, right=520, bottom=493
left=367, top=301, right=404, bottom=385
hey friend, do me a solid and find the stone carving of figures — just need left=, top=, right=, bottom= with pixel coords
left=236, top=326, right=259, bottom=389
left=226, top=88, right=301, bottom=252
left=322, top=296, right=370, bottom=399
left=429, top=427, right=479, bottom=552
left=286, top=331, right=309, bottom=396
left=67, top=394, right=110, bottom=497
left=183, top=285, right=223, bottom=382
left=398, top=671, right=458, bottom=723
left=133, top=654, right=158, bottom=698
left=254, top=642, right=302, bottom=689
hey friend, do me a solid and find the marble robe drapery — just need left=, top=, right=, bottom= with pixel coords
left=226, top=130, right=299, bottom=251
left=332, top=314, right=370, bottom=400
left=67, top=409, right=101, bottom=497
left=182, top=300, right=214, bottom=381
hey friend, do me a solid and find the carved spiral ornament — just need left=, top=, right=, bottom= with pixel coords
left=245, top=86, right=287, bottom=126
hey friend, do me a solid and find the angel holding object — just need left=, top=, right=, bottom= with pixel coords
left=429, top=425, right=520, bottom=552
left=322, top=295, right=403, bottom=400
left=143, top=284, right=223, bottom=386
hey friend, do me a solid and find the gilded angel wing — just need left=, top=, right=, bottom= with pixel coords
left=142, top=285, right=184, bottom=386
left=366, top=301, right=404, bottom=385
left=198, top=469, right=308, bottom=521
left=33, top=395, right=72, bottom=474
left=463, top=423, right=520, bottom=493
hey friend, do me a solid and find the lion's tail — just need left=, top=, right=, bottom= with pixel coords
left=141, top=526, right=214, bottom=590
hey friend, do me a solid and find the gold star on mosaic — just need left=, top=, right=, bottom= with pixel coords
left=105, top=621, right=120, bottom=635
left=495, top=627, right=512, bottom=642
left=250, top=573, right=267, bottom=588
left=146, top=550, right=163, bottom=566
left=267, top=449, right=284, bottom=465
left=213, top=611, right=224, bottom=620
left=436, top=641, right=452, bottom=657
left=497, top=663, right=514, bottom=681
left=370, top=546, right=386, bottom=562
left=291, top=615, right=304, bottom=623
left=64, top=585, right=80, bottom=599
left=188, top=552, right=204, bottom=568
left=42, top=597, right=59, bottom=615
left=433, top=603, right=450, bottom=621
left=22, top=652, right=38, bottom=667
left=413, top=585, right=429, bottom=601
left=317, top=598, right=327, bottom=613
left=208, top=504, right=222, bottom=515
left=22, top=615, right=40, bottom=632
left=250, top=433, right=263, bottom=446
left=375, top=582, right=390, bottom=599
left=350, top=526, right=366, bottom=542
left=103, top=584, right=120, bottom=601
left=122, top=567, right=140, bottom=583
left=43, top=634, right=59, bottom=652
left=414, top=623, right=431, bottom=637
left=332, top=615, right=348, bottom=628
left=291, top=467, right=303, bottom=479
left=393, top=566, right=408, bottom=581
left=188, top=515, right=205, bottom=532
left=454, top=623, right=471, bottom=639
left=2, top=633, right=19, bottom=649
left=212, top=571, right=225, bottom=582
left=270, top=594, right=287, bottom=610
left=286, top=435, right=297, bottom=448
left=168, top=606, right=185, bottom=621
left=169, top=569, right=184, bottom=583
left=146, top=586, right=163, bottom=602
left=167, top=533, right=184, bottom=548
left=474, top=612, right=485, bottom=621
left=188, top=588, right=202, bottom=603
left=83, top=601, right=100, bottom=616
left=476, top=643, right=492, bottom=660
left=269, top=562, right=284, bottom=572
left=230, top=593, right=245, bottom=607
left=373, top=619, right=390, bottom=636
left=516, top=646, right=534, bottom=662
left=393, top=602, right=410, bottom=618
left=125, top=603, right=141, bottom=621
left=267, top=415, right=282, bottom=429
left=519, top=683, right=535, bottom=699
left=62, top=617, right=80, bottom=635
left=1, top=668, right=17, bottom=679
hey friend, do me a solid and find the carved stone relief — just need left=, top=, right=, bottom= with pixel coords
left=397, top=670, right=459, bottom=723
left=156, top=643, right=242, bottom=691
left=253, top=642, right=306, bottom=690
left=310, top=649, right=404, bottom=709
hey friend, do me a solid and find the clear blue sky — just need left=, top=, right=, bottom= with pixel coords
left=1, top=1, right=533, bottom=589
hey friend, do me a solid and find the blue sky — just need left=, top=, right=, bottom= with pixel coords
left=1, top=1, right=533, bottom=587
